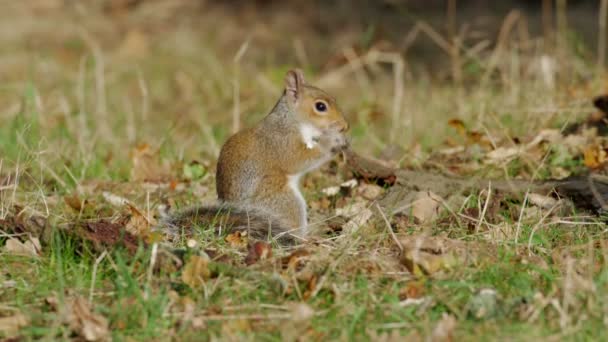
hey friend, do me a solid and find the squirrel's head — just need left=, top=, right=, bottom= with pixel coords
left=284, top=69, right=349, bottom=133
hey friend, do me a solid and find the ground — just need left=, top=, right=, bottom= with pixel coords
left=1, top=1, right=608, bottom=341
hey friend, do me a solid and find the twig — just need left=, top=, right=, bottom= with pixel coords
left=375, top=203, right=403, bottom=252
left=89, top=250, right=108, bottom=304
left=145, top=243, right=159, bottom=300
left=475, top=181, right=492, bottom=234
left=514, top=190, right=530, bottom=246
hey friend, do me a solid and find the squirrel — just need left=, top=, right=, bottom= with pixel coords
left=161, top=69, right=349, bottom=244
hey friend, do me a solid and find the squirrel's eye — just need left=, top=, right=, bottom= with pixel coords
left=314, top=101, right=328, bottom=113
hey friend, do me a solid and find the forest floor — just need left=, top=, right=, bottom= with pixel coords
left=2, top=1, right=608, bottom=340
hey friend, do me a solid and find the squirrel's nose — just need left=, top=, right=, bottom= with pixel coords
left=330, top=119, right=349, bottom=133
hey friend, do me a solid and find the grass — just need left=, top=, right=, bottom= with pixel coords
left=2, top=1, right=608, bottom=341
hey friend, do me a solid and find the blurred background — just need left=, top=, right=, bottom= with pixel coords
left=0, top=0, right=606, bottom=181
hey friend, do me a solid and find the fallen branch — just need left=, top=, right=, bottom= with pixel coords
left=344, top=148, right=608, bottom=215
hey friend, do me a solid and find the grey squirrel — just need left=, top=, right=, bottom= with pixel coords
left=162, top=69, right=349, bottom=244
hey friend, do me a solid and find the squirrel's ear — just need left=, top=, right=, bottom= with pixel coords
left=285, top=69, right=305, bottom=103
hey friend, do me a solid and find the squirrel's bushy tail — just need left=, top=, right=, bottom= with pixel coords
left=157, top=203, right=297, bottom=244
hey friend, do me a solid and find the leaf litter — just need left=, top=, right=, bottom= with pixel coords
left=2, top=3, right=608, bottom=337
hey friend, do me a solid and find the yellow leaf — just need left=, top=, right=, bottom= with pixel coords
left=447, top=119, right=467, bottom=138
left=584, top=145, right=607, bottom=169
left=225, top=231, right=248, bottom=248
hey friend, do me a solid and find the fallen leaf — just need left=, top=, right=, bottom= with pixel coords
left=101, top=191, right=129, bottom=207
left=399, top=236, right=473, bottom=276
left=321, top=179, right=358, bottom=197
left=584, top=144, right=607, bottom=169
left=340, top=179, right=358, bottom=189
left=321, top=185, right=340, bottom=196
left=125, top=203, right=154, bottom=237
left=282, top=249, right=311, bottom=270
left=4, top=237, right=41, bottom=257
left=401, top=249, right=457, bottom=276
left=0, top=313, right=29, bottom=337
left=65, top=297, right=110, bottom=341
left=342, top=208, right=373, bottom=234
left=225, top=231, right=248, bottom=248
left=525, top=129, right=562, bottom=148
left=335, top=201, right=367, bottom=217
left=64, top=194, right=88, bottom=212
left=448, top=119, right=467, bottom=138
left=356, top=183, right=384, bottom=200
left=485, top=146, right=521, bottom=164
left=244, top=241, right=272, bottom=265
left=527, top=193, right=559, bottom=209
left=182, top=254, right=211, bottom=289
left=411, top=191, right=443, bottom=224
left=399, top=281, right=425, bottom=300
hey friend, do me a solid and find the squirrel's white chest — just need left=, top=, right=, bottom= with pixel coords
left=299, top=123, right=322, bottom=149
left=287, top=174, right=307, bottom=230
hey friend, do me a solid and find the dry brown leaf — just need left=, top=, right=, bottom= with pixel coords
left=447, top=119, right=467, bottom=138
left=181, top=254, right=211, bottom=289
left=125, top=203, right=154, bottom=237
left=4, top=237, right=41, bottom=257
left=244, top=241, right=272, bottom=265
left=399, top=236, right=477, bottom=276
left=356, top=183, right=384, bottom=200
left=399, top=281, right=425, bottom=300
left=584, top=144, right=607, bottom=169
left=64, top=194, right=88, bottom=212
left=65, top=297, right=110, bottom=342
left=282, top=249, right=311, bottom=270
left=0, top=313, right=29, bottom=337
left=411, top=191, right=443, bottom=224
left=225, top=231, right=248, bottom=248
left=402, top=249, right=457, bottom=276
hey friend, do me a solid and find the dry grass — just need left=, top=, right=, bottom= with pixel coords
left=1, top=1, right=608, bottom=340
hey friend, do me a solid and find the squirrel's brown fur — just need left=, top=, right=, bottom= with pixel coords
left=159, top=69, right=349, bottom=244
